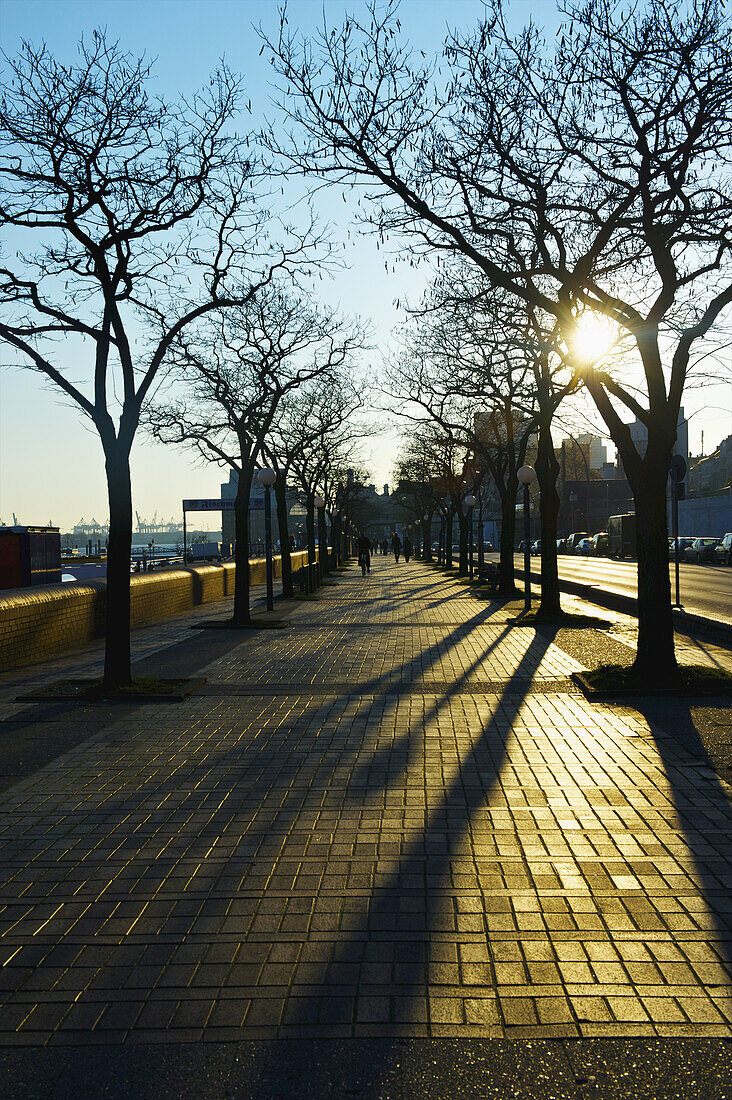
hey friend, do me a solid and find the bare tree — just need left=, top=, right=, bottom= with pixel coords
left=267, top=371, right=367, bottom=582
left=0, top=32, right=324, bottom=687
left=392, top=432, right=446, bottom=563
left=386, top=284, right=550, bottom=594
left=328, top=462, right=373, bottom=564
left=147, top=287, right=364, bottom=622
left=416, top=288, right=583, bottom=619
left=264, top=0, right=732, bottom=683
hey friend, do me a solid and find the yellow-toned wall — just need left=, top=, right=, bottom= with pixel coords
left=0, top=552, right=312, bottom=672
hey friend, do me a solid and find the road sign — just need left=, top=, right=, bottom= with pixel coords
left=670, top=454, right=687, bottom=483
left=182, top=497, right=264, bottom=511
left=182, top=498, right=235, bottom=512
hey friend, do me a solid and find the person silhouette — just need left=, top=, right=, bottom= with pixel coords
left=357, top=532, right=372, bottom=575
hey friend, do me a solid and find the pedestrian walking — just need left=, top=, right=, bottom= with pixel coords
left=392, top=531, right=402, bottom=563
left=381, top=538, right=388, bottom=556
left=357, top=533, right=372, bottom=575
left=403, top=535, right=412, bottom=562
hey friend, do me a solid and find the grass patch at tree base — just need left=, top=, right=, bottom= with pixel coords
left=511, top=610, right=612, bottom=629
left=18, top=676, right=206, bottom=703
left=573, top=663, right=732, bottom=699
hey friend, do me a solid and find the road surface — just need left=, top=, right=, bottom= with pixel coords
left=518, top=552, right=732, bottom=625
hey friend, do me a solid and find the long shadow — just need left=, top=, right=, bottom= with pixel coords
left=0, top=607, right=252, bottom=794
left=245, top=625, right=558, bottom=1093
left=628, top=697, right=732, bottom=970
left=340, top=621, right=516, bottom=794
left=0, top=564, right=521, bottom=1041
left=0, top=565, right=553, bottom=1085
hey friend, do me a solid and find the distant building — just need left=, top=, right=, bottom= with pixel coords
left=576, top=433, right=607, bottom=470
left=626, top=406, right=689, bottom=463
left=687, top=433, right=732, bottom=496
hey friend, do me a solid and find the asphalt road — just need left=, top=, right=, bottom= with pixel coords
left=520, top=552, right=732, bottom=625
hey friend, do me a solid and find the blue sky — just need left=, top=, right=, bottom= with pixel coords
left=1, top=0, right=507, bottom=529
left=1, top=0, right=729, bottom=530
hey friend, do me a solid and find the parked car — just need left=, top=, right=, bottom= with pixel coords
left=713, top=533, right=732, bottom=566
left=683, top=537, right=720, bottom=563
left=576, top=537, right=593, bottom=555
left=566, top=532, right=590, bottom=554
left=668, top=536, right=695, bottom=560
left=590, top=532, right=609, bottom=556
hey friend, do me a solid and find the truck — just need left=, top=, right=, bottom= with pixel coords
left=188, top=541, right=221, bottom=563
left=0, top=526, right=61, bottom=590
left=608, top=513, right=636, bottom=559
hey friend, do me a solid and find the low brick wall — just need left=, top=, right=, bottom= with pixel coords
left=0, top=551, right=311, bottom=673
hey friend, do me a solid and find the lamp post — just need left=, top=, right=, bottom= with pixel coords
left=314, top=494, right=326, bottom=581
left=464, top=494, right=477, bottom=579
left=517, top=466, right=536, bottom=610
left=257, top=467, right=276, bottom=612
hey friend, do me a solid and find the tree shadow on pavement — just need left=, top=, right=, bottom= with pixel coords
left=244, top=625, right=558, bottom=1094
left=631, top=696, right=732, bottom=971
left=0, top=585, right=525, bottom=1043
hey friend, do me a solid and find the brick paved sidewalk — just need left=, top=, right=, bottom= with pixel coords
left=0, top=557, right=730, bottom=1087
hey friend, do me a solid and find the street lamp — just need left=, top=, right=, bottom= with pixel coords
left=464, top=494, right=477, bottom=579
left=257, top=467, right=276, bottom=612
left=314, top=494, right=326, bottom=581
left=569, top=491, right=577, bottom=533
left=517, top=465, right=536, bottom=610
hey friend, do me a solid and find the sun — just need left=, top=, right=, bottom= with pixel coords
left=571, top=313, right=616, bottom=363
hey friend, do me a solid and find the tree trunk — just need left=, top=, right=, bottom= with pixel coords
left=446, top=510, right=454, bottom=567
left=423, top=516, right=433, bottom=561
left=232, top=467, right=253, bottom=624
left=274, top=476, right=293, bottom=598
left=629, top=459, right=678, bottom=683
left=457, top=507, right=469, bottom=575
left=306, top=496, right=318, bottom=586
left=536, top=416, right=562, bottom=617
left=498, top=485, right=518, bottom=595
left=103, top=441, right=134, bottom=690
left=331, top=512, right=343, bottom=566
left=321, top=510, right=330, bottom=576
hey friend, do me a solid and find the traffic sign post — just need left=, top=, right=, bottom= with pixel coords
left=180, top=497, right=265, bottom=564
left=669, top=455, right=687, bottom=609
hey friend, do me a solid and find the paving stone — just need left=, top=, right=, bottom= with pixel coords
left=0, top=558, right=729, bottom=1049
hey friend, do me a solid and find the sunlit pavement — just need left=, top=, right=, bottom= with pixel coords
left=0, top=558, right=730, bottom=1095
